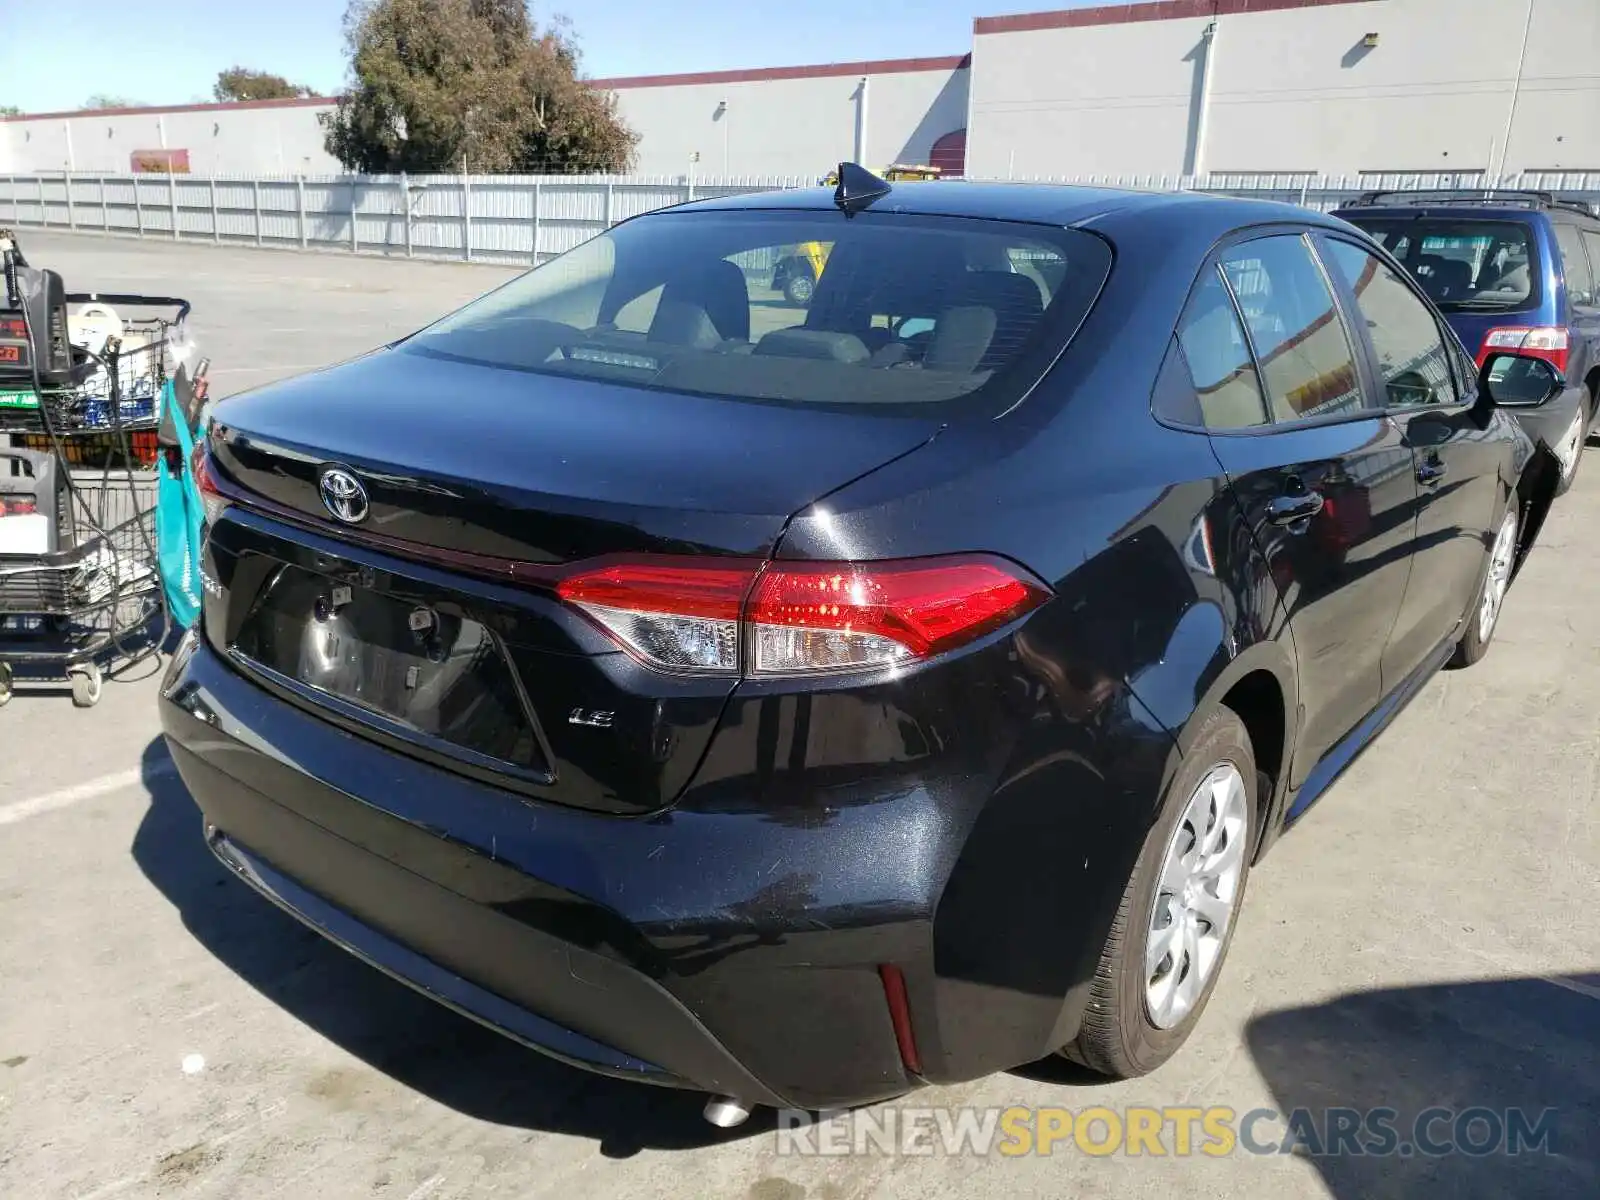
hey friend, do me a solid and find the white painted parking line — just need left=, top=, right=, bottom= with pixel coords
left=0, top=761, right=175, bottom=828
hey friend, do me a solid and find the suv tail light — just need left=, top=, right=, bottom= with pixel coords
left=1479, top=326, right=1570, bottom=373
left=0, top=498, right=37, bottom=517
left=557, top=554, right=1050, bottom=677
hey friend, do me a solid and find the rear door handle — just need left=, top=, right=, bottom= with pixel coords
left=1266, top=490, right=1325, bottom=526
left=1416, top=457, right=1448, bottom=487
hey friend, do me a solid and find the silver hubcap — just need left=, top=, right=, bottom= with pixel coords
left=1478, top=510, right=1518, bottom=644
left=1145, top=763, right=1249, bottom=1030
left=1558, top=411, right=1584, bottom=480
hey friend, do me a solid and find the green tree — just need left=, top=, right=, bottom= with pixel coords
left=324, top=0, right=637, bottom=174
left=0, top=105, right=20, bottom=117
left=213, top=67, right=316, bottom=103
left=81, top=95, right=143, bottom=110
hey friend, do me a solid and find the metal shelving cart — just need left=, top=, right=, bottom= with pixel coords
left=0, top=293, right=194, bottom=708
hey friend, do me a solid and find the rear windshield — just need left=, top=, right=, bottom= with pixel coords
left=405, top=209, right=1111, bottom=413
left=1343, top=217, right=1541, bottom=313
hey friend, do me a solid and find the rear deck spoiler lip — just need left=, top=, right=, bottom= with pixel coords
left=204, top=450, right=572, bottom=590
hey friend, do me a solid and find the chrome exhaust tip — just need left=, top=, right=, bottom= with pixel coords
left=702, top=1095, right=753, bottom=1128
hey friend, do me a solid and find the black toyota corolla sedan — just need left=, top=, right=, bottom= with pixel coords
left=161, top=167, right=1565, bottom=1122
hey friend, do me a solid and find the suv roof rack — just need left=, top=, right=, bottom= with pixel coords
left=1343, top=188, right=1599, bottom=218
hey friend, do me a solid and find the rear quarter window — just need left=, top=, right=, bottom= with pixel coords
left=407, top=210, right=1112, bottom=416
left=1553, top=223, right=1596, bottom=306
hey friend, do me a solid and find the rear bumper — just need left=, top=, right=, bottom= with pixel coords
left=1510, top=386, right=1587, bottom=489
left=206, top=829, right=685, bottom=1088
left=160, top=641, right=865, bottom=1108
left=160, top=635, right=1165, bottom=1109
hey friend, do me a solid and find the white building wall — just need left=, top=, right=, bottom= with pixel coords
left=2, top=100, right=341, bottom=176
left=5, top=0, right=1596, bottom=185
left=966, top=15, right=1212, bottom=180
left=1204, top=0, right=1600, bottom=176
left=970, top=0, right=1600, bottom=180
left=1501, top=0, right=1600, bottom=173
left=1, top=63, right=968, bottom=182
left=606, top=61, right=969, bottom=177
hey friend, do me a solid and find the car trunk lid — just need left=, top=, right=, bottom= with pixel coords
left=202, top=346, right=941, bottom=816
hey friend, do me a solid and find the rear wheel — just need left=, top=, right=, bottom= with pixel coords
left=1063, top=707, right=1256, bottom=1077
left=1450, top=503, right=1518, bottom=669
left=1555, top=403, right=1586, bottom=492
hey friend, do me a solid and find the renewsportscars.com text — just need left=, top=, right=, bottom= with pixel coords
left=774, top=1105, right=1559, bottom=1158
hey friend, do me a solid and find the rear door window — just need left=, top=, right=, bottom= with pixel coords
left=1220, top=235, right=1367, bottom=423
left=1553, top=223, right=1596, bottom=307
left=407, top=210, right=1111, bottom=415
left=1320, top=238, right=1458, bottom=408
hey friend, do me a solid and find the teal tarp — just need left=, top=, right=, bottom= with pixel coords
left=153, top=381, right=206, bottom=628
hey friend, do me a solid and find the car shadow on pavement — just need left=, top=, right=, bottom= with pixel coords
left=1245, top=973, right=1600, bottom=1199
left=131, top=738, right=767, bottom=1158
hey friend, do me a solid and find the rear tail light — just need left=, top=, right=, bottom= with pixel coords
left=0, top=498, right=38, bottom=517
left=556, top=554, right=1049, bottom=677
left=555, top=561, right=749, bottom=673
left=1479, top=326, right=1570, bottom=373
left=191, top=445, right=231, bottom=528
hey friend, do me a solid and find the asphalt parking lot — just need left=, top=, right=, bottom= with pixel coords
left=1, top=230, right=1596, bottom=1200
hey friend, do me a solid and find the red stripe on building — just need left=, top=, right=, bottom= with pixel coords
left=975, top=0, right=1375, bottom=36
left=1, top=53, right=974, bottom=122
left=2, top=95, right=338, bottom=123
left=589, top=55, right=972, bottom=90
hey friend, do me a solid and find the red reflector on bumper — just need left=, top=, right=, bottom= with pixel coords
left=878, top=963, right=924, bottom=1077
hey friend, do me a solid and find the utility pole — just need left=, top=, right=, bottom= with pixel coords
left=1493, top=0, right=1536, bottom=182
left=854, top=77, right=870, bottom=165
left=1189, top=19, right=1220, bottom=181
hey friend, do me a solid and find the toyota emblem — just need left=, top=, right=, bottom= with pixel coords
left=318, top=467, right=370, bottom=524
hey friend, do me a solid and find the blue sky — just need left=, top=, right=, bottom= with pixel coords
left=1, top=0, right=1100, bottom=114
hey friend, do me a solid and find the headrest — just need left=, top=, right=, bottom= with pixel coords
left=753, top=328, right=870, bottom=363
left=648, top=259, right=750, bottom=346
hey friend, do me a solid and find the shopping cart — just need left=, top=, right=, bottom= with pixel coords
left=0, top=293, right=193, bottom=448
left=0, top=294, right=196, bottom=707
left=0, top=478, right=160, bottom=706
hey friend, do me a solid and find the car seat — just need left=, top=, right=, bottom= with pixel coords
left=923, top=271, right=1045, bottom=373
left=647, top=260, right=751, bottom=347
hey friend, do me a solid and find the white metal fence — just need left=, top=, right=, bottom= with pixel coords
left=2, top=170, right=1597, bottom=265
left=0, top=173, right=811, bottom=264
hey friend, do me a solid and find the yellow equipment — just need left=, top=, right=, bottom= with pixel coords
left=819, top=164, right=942, bottom=187
left=773, top=165, right=944, bottom=305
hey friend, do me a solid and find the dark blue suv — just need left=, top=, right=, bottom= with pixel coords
left=1335, top=190, right=1600, bottom=491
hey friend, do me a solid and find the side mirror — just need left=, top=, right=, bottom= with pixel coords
left=1480, top=351, right=1566, bottom=408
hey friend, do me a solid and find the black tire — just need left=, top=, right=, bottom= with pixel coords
left=1063, top=706, right=1256, bottom=1078
left=783, top=271, right=815, bottom=306
left=1448, top=499, right=1519, bottom=669
left=0, top=662, right=12, bottom=709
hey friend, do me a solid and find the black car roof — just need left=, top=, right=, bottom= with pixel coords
left=675, top=181, right=1347, bottom=238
